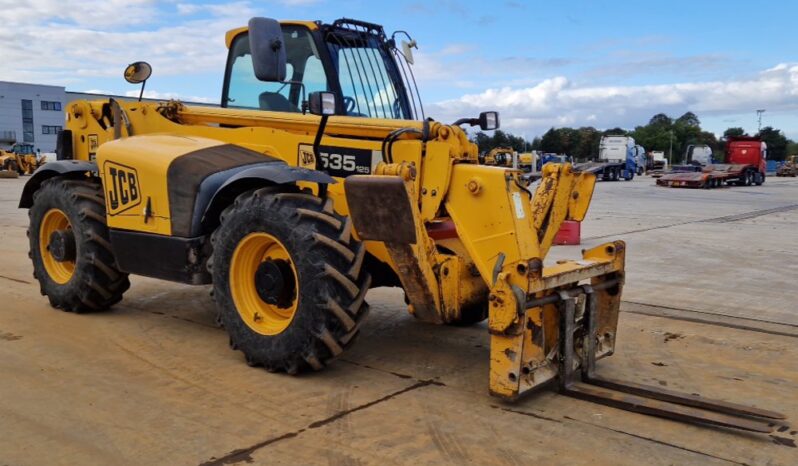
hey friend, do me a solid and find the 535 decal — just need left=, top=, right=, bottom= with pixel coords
left=318, top=152, right=358, bottom=172
left=298, top=144, right=379, bottom=178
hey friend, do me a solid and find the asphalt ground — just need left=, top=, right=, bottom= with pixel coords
left=1, top=175, right=796, bottom=465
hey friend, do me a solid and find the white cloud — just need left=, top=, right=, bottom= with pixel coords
left=0, top=0, right=157, bottom=27
left=124, top=89, right=215, bottom=103
left=0, top=0, right=251, bottom=86
left=412, top=47, right=572, bottom=89
left=427, top=64, right=798, bottom=135
left=176, top=3, right=201, bottom=15
left=278, top=0, right=321, bottom=4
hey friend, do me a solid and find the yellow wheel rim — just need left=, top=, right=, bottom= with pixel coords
left=229, top=233, right=299, bottom=336
left=39, top=208, right=75, bottom=284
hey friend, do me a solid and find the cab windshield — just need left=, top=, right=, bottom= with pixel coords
left=13, top=144, right=34, bottom=155
left=224, top=23, right=422, bottom=120
left=324, top=28, right=410, bottom=119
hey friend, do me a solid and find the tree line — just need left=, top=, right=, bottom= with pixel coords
left=472, top=112, right=798, bottom=163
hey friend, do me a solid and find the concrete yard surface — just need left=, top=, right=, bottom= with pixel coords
left=1, top=176, right=797, bottom=465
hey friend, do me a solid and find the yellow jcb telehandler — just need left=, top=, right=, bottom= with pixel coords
left=19, top=17, right=784, bottom=432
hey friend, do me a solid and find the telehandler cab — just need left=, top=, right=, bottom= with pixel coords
left=20, top=17, right=784, bottom=431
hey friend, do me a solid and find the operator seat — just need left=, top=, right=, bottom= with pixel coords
left=259, top=92, right=299, bottom=113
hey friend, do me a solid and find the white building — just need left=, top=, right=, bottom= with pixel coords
left=1, top=81, right=214, bottom=153
left=0, top=81, right=66, bottom=153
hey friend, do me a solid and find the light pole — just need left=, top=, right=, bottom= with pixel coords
left=757, top=109, right=765, bottom=132
left=669, top=130, right=673, bottom=166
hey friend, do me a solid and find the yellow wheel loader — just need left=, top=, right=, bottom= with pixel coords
left=19, top=17, right=783, bottom=431
left=1, top=143, right=43, bottom=177
left=479, top=146, right=514, bottom=167
left=776, top=155, right=797, bottom=176
left=0, top=150, right=20, bottom=178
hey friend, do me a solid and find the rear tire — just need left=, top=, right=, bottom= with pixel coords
left=210, top=188, right=371, bottom=373
left=28, top=178, right=130, bottom=312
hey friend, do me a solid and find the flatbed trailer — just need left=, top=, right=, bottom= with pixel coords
left=656, top=163, right=763, bottom=188
left=656, top=136, right=767, bottom=189
left=575, top=161, right=634, bottom=181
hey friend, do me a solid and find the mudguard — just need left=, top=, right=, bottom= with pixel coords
left=18, top=160, right=98, bottom=208
left=197, top=162, right=336, bottom=235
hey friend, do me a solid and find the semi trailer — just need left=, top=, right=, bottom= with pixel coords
left=657, top=137, right=767, bottom=188
left=573, top=136, right=640, bottom=181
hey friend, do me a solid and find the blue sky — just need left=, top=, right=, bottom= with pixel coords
left=2, top=0, right=796, bottom=138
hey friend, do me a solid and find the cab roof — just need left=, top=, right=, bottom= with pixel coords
left=224, top=20, right=318, bottom=49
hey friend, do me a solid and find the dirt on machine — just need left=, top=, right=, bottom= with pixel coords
left=18, top=17, right=785, bottom=432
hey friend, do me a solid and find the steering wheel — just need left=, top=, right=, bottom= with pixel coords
left=343, top=96, right=356, bottom=114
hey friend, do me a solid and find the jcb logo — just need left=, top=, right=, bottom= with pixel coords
left=297, top=144, right=316, bottom=169
left=103, top=161, right=141, bottom=215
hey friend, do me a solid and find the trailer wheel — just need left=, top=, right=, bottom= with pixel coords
left=28, top=178, right=130, bottom=312
left=210, top=188, right=371, bottom=374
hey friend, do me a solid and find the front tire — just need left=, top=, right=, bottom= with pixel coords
left=28, top=178, right=130, bottom=312
left=210, top=188, right=371, bottom=373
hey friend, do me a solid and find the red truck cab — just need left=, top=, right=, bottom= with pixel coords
left=726, top=136, right=768, bottom=186
left=727, top=136, right=767, bottom=175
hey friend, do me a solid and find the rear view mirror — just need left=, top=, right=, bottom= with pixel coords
left=248, top=17, right=287, bottom=82
left=123, top=62, right=152, bottom=84
left=123, top=61, right=152, bottom=102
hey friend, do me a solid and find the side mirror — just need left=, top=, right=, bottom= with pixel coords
left=248, top=17, right=287, bottom=82
left=479, top=111, right=500, bottom=131
left=308, top=92, right=336, bottom=116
